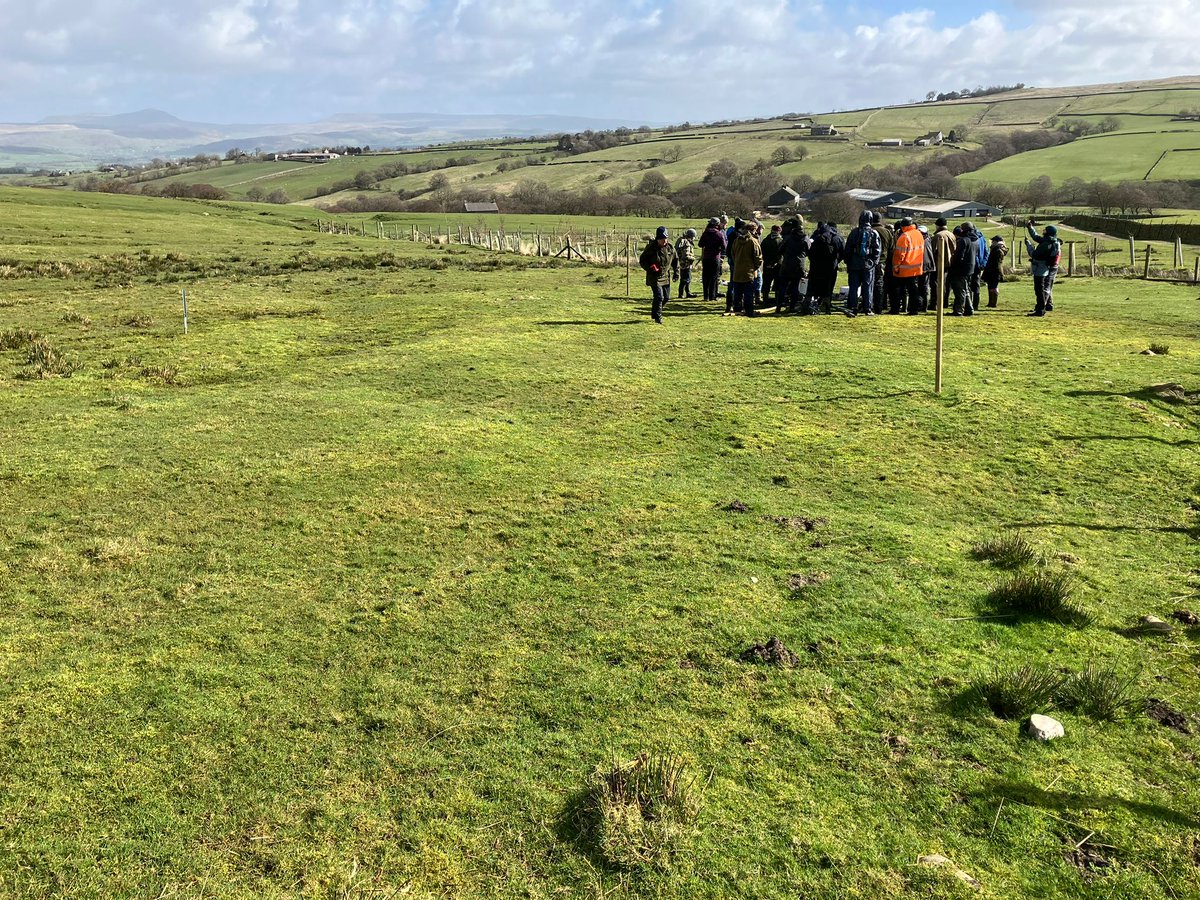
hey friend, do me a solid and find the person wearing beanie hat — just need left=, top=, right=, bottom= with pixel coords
left=760, top=224, right=784, bottom=306
left=776, top=216, right=810, bottom=314
left=675, top=228, right=698, bottom=299
left=842, top=210, right=882, bottom=317
left=948, top=223, right=977, bottom=317
left=1024, top=220, right=1062, bottom=316
left=982, top=235, right=1008, bottom=307
left=639, top=225, right=679, bottom=324
left=870, top=210, right=895, bottom=313
left=698, top=217, right=728, bottom=302
left=729, top=218, right=763, bottom=316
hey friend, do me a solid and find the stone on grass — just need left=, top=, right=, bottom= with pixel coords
left=1139, top=615, right=1172, bottom=634
left=1171, top=609, right=1198, bottom=626
left=1023, top=714, right=1065, bottom=741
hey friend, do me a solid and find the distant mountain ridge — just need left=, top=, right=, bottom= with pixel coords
left=0, top=109, right=649, bottom=167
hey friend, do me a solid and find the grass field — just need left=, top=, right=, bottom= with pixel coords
left=1, top=186, right=1198, bottom=897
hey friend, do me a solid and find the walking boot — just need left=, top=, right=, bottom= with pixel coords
left=987, top=289, right=998, bottom=308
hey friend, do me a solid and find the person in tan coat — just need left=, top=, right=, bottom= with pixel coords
left=727, top=220, right=763, bottom=317
left=931, top=217, right=957, bottom=310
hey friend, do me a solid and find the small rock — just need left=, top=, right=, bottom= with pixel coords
left=1023, top=714, right=1065, bottom=741
left=1140, top=349, right=1157, bottom=355
left=1171, top=609, right=1198, bottom=626
left=1139, top=615, right=1173, bottom=634
left=750, top=576, right=759, bottom=584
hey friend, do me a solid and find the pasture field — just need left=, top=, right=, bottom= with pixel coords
left=0, top=187, right=1198, bottom=898
left=965, top=126, right=1200, bottom=186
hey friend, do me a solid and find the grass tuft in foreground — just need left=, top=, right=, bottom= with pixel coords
left=1059, top=661, right=1146, bottom=721
left=573, top=753, right=699, bottom=870
left=974, top=664, right=1066, bottom=720
left=972, top=532, right=1040, bottom=569
left=19, top=338, right=79, bottom=379
left=988, top=570, right=1094, bottom=627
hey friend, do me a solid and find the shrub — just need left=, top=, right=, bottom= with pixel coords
left=20, top=339, right=80, bottom=379
left=1148, top=343, right=1169, bottom=355
left=573, top=753, right=698, bottom=870
left=61, top=311, right=91, bottom=326
left=0, top=327, right=41, bottom=350
left=971, top=533, right=1038, bottom=568
left=988, top=571, right=1093, bottom=627
left=1059, top=661, right=1145, bottom=721
left=974, top=664, right=1065, bottom=719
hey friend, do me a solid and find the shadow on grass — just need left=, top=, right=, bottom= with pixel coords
left=1066, top=384, right=1198, bottom=427
left=1056, top=434, right=1196, bottom=448
left=983, top=778, right=1198, bottom=828
left=536, top=319, right=643, bottom=326
left=556, top=787, right=620, bottom=874
left=1006, top=519, right=1197, bottom=538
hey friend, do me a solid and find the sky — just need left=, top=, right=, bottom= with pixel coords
left=1, top=1, right=1198, bottom=124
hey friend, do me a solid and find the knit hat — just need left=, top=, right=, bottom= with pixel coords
left=991, top=235, right=1004, bottom=243
left=936, top=217, right=948, bottom=227
left=684, top=228, right=696, bottom=238
left=1044, top=225, right=1058, bottom=237
left=655, top=226, right=669, bottom=240
left=708, top=217, right=720, bottom=227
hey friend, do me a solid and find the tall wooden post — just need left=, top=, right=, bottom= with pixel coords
left=1143, top=244, right=1152, bottom=280
left=1175, top=236, right=1183, bottom=269
left=1193, top=257, right=1199, bottom=285
left=1128, top=235, right=1136, bottom=267
left=1090, top=238, right=1097, bottom=277
left=1067, top=242, right=1075, bottom=277
left=936, top=239, right=946, bottom=395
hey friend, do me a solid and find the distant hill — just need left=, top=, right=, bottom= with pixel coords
left=0, top=109, right=652, bottom=168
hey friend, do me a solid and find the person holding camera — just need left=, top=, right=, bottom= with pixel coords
left=1024, top=221, right=1062, bottom=317
left=640, top=226, right=679, bottom=324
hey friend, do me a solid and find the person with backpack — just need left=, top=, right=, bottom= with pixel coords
left=697, top=217, right=727, bottom=302
left=1024, top=221, right=1062, bottom=316
left=982, top=235, right=1008, bottom=307
left=842, top=211, right=882, bottom=317
left=639, top=225, right=679, bottom=324
left=675, top=229, right=698, bottom=299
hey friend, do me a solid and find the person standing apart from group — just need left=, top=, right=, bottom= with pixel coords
left=640, top=226, right=679, bottom=324
left=698, top=217, right=727, bottom=302
left=1024, top=222, right=1061, bottom=317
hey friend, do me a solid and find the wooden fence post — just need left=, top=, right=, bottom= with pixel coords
left=1193, top=257, right=1199, bottom=285
left=936, top=238, right=946, bottom=395
left=1175, top=236, right=1183, bottom=269
left=1143, top=244, right=1151, bottom=280
left=1091, top=238, right=1097, bottom=277
left=1128, top=235, right=1136, bottom=267
left=625, top=234, right=631, bottom=297
left=1067, top=242, right=1075, bottom=277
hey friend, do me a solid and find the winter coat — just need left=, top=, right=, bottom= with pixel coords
left=731, top=232, right=763, bottom=282
left=780, top=230, right=810, bottom=276
left=809, top=225, right=843, bottom=271
left=892, top=224, right=924, bottom=278
left=983, top=241, right=1008, bottom=278
left=698, top=225, right=727, bottom=261
left=950, top=232, right=977, bottom=277
left=974, top=231, right=989, bottom=270
left=675, top=237, right=696, bottom=268
left=873, top=224, right=895, bottom=272
left=842, top=215, right=882, bottom=271
left=932, top=227, right=957, bottom=272
left=640, top=239, right=678, bottom=287
left=922, top=234, right=935, bottom=274
left=761, top=232, right=784, bottom=269
left=1025, top=225, right=1062, bottom=277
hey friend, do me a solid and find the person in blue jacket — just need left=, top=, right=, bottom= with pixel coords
left=969, top=223, right=989, bottom=311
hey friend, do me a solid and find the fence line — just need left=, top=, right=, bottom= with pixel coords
left=312, top=220, right=1200, bottom=284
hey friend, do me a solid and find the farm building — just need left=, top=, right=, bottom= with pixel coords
left=866, top=139, right=904, bottom=147
left=886, top=197, right=1002, bottom=219
left=845, top=189, right=914, bottom=210
left=464, top=201, right=500, bottom=214
left=811, top=125, right=838, bottom=136
left=767, top=186, right=802, bottom=210
left=272, top=151, right=341, bottom=163
left=915, top=131, right=944, bottom=146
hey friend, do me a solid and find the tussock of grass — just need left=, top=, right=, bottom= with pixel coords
left=989, top=571, right=1094, bottom=627
left=19, top=338, right=80, bottom=379
left=0, top=327, right=41, bottom=350
left=972, top=533, right=1039, bottom=569
left=1148, top=343, right=1170, bottom=355
left=1059, top=662, right=1146, bottom=721
left=61, top=311, right=91, bottom=326
left=574, top=753, right=698, bottom=870
left=121, top=314, right=154, bottom=328
left=974, top=664, right=1065, bottom=719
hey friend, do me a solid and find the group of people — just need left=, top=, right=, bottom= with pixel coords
left=639, top=215, right=1063, bottom=324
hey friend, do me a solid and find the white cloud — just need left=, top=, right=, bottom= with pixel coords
left=0, top=1, right=1196, bottom=121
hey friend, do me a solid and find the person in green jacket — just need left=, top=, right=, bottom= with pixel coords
left=639, top=225, right=679, bottom=324
left=675, top=229, right=697, bottom=299
left=729, top=221, right=763, bottom=317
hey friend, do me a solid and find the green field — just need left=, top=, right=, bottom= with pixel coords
left=1, top=186, right=1198, bottom=897
left=965, top=126, right=1200, bottom=186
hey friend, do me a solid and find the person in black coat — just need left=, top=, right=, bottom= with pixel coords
left=949, top=225, right=977, bottom=317
left=806, top=222, right=844, bottom=314
left=775, top=216, right=809, bottom=314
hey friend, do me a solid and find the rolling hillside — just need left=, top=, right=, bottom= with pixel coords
left=31, top=76, right=1200, bottom=206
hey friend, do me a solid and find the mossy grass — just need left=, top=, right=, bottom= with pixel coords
left=988, top=570, right=1095, bottom=627
left=1059, top=661, right=1146, bottom=721
left=0, top=185, right=1196, bottom=896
